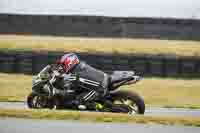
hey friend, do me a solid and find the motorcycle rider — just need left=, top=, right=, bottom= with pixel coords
left=53, top=53, right=109, bottom=110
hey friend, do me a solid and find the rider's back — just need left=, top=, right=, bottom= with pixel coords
left=71, top=61, right=106, bottom=84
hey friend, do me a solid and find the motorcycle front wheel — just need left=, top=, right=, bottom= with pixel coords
left=27, top=92, right=54, bottom=109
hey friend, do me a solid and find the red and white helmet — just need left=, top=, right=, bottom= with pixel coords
left=57, top=53, right=80, bottom=73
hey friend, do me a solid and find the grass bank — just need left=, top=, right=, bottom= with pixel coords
left=0, top=35, right=200, bottom=57
left=0, top=73, right=200, bottom=108
left=0, top=108, right=200, bottom=127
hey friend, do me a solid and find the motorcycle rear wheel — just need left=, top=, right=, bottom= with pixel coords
left=111, top=90, right=145, bottom=114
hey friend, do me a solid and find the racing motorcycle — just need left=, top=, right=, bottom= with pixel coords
left=27, top=64, right=145, bottom=114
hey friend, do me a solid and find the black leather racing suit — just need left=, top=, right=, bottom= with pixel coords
left=63, top=61, right=109, bottom=103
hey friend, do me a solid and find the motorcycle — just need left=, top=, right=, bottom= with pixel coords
left=27, top=64, right=145, bottom=114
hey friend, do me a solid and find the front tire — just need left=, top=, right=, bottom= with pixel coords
left=111, top=90, right=145, bottom=114
left=27, top=92, right=54, bottom=109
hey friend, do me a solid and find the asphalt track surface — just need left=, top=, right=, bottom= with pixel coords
left=0, top=102, right=200, bottom=133
left=0, top=102, right=200, bottom=117
left=0, top=117, right=200, bottom=133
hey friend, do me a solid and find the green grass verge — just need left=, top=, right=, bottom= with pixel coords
left=0, top=108, right=200, bottom=127
left=0, top=35, right=200, bottom=57
left=0, top=73, right=200, bottom=108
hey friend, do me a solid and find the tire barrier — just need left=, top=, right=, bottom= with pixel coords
left=0, top=14, right=200, bottom=40
left=0, top=51, right=199, bottom=78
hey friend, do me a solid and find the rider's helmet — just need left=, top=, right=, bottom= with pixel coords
left=57, top=53, right=80, bottom=73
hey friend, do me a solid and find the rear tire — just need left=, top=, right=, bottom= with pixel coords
left=111, top=90, right=145, bottom=114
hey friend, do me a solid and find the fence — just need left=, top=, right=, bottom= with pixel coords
left=0, top=14, right=200, bottom=40
left=0, top=51, right=200, bottom=78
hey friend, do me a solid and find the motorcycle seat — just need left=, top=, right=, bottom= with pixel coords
left=110, top=71, right=134, bottom=84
